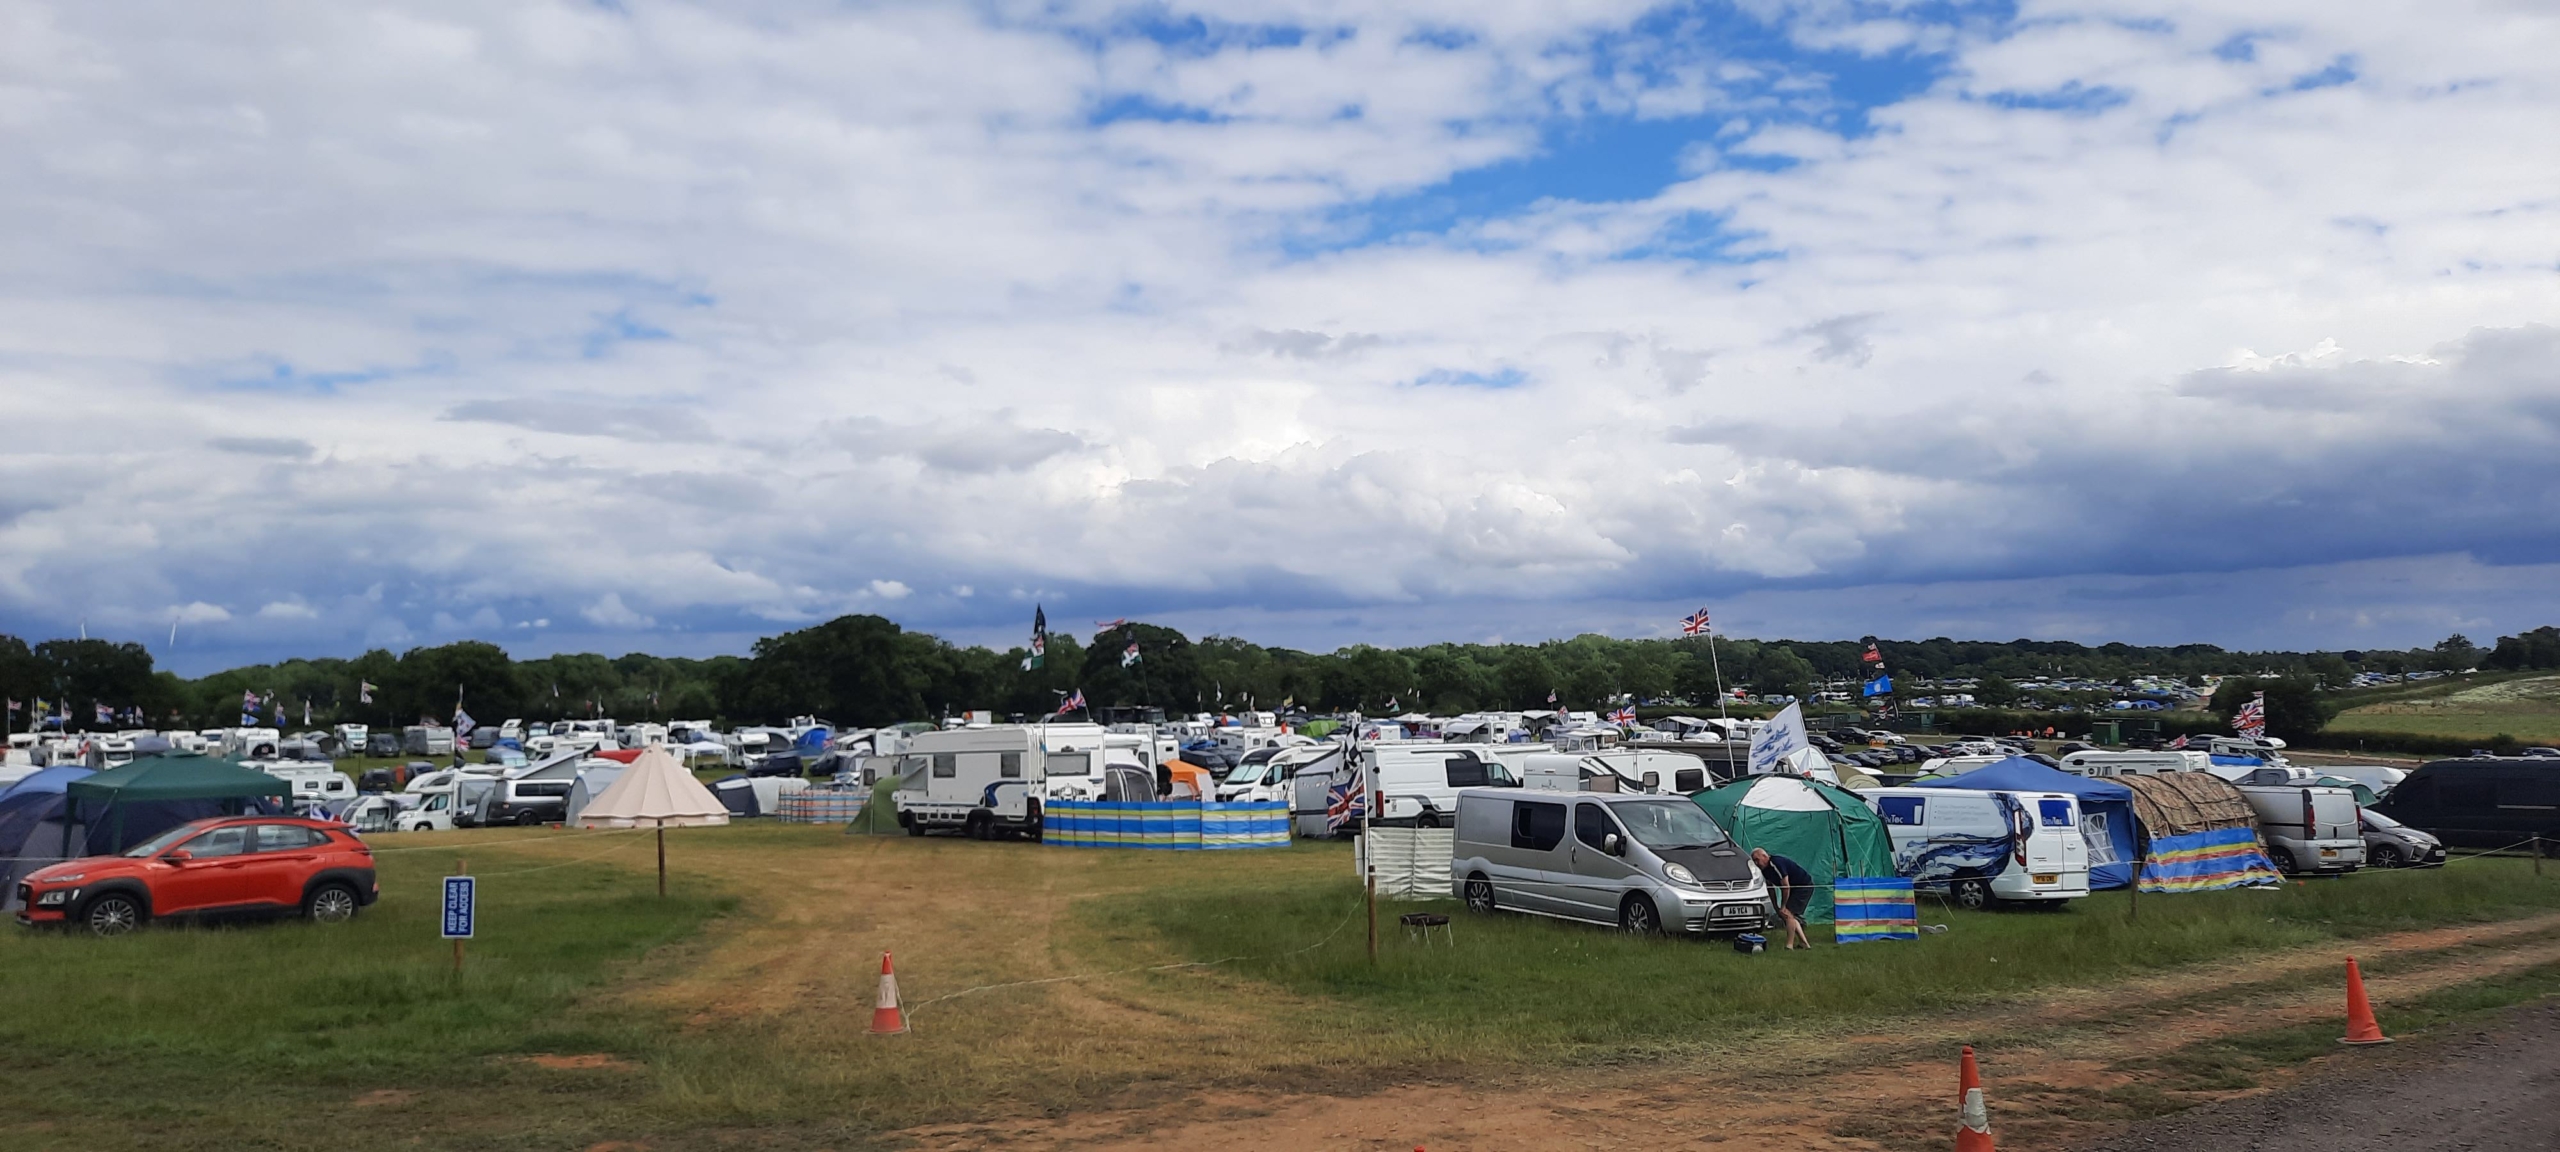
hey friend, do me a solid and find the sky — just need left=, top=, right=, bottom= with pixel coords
left=2, top=0, right=2557, bottom=675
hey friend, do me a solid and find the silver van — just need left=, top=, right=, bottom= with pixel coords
left=2238, top=784, right=2365, bottom=874
left=1451, top=788, right=1772, bottom=936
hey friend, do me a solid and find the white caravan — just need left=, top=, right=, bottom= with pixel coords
left=891, top=723, right=1115, bottom=838
left=1358, top=743, right=1525, bottom=827
left=2059, top=749, right=2215, bottom=777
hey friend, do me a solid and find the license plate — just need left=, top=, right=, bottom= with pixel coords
left=2319, top=849, right=2337, bottom=858
left=2032, top=873, right=2058, bottom=884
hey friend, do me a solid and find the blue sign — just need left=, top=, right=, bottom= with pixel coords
left=441, top=876, right=475, bottom=939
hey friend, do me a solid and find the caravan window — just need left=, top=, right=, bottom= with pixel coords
left=2037, top=799, right=2075, bottom=827
left=999, top=752, right=1022, bottom=779
left=1511, top=801, right=1566, bottom=851
left=931, top=753, right=957, bottom=778
left=1048, top=752, right=1091, bottom=777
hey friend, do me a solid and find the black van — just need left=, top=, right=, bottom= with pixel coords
left=2370, top=757, right=2560, bottom=850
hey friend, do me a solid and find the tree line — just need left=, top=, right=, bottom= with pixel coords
left=0, top=619, right=2534, bottom=734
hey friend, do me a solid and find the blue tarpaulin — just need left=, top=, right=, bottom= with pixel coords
left=1910, top=756, right=2139, bottom=890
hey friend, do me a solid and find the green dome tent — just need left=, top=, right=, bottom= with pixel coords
left=1691, top=774, right=1896, bottom=925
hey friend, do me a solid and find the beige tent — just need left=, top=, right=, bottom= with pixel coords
left=574, top=747, right=727, bottom=895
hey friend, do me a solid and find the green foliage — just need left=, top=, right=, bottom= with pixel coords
left=2486, top=626, right=2560, bottom=671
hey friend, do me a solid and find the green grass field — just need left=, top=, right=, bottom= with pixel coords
left=3, top=826, right=2558, bottom=1150
left=2331, top=673, right=2560, bottom=744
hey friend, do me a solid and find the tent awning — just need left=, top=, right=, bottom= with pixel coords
left=63, top=754, right=288, bottom=805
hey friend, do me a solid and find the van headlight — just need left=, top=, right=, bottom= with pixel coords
left=1664, top=863, right=1698, bottom=886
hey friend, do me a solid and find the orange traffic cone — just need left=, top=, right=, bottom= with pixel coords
left=2340, top=957, right=2391, bottom=1046
left=869, top=951, right=909, bottom=1035
left=1956, top=1045, right=1995, bottom=1152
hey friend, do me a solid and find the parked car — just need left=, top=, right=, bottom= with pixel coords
left=2237, top=785, right=2365, bottom=875
left=2524, top=747, right=2560, bottom=759
left=2359, top=810, right=2445, bottom=869
left=364, top=733, right=401, bottom=758
left=1451, top=788, right=1771, bottom=936
left=15, top=816, right=379, bottom=936
left=475, top=777, right=572, bottom=826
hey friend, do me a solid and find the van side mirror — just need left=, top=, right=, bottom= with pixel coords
left=1641, top=771, right=1660, bottom=792
left=1603, top=833, right=1623, bottom=856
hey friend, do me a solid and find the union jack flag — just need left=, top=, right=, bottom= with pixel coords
left=1056, top=688, right=1087, bottom=715
left=1608, top=705, right=1637, bottom=725
left=2167, top=734, right=2190, bottom=749
left=1681, top=608, right=1711, bottom=636
left=1325, top=767, right=1368, bottom=832
left=2233, top=692, right=2266, bottom=739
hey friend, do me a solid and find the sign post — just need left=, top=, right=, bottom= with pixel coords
left=443, top=862, right=474, bottom=975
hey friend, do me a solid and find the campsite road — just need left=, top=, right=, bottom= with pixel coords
left=2079, top=998, right=2560, bottom=1152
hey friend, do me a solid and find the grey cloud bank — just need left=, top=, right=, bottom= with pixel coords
left=0, top=1, right=2554, bottom=674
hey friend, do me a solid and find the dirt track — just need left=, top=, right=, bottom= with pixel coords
left=2079, top=998, right=2560, bottom=1152
left=894, top=915, right=2560, bottom=1151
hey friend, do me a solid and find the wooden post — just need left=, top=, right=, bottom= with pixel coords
left=656, top=824, right=668, bottom=897
left=1365, top=863, right=1377, bottom=964
left=2128, top=876, right=2139, bottom=923
left=2536, top=835, right=2543, bottom=878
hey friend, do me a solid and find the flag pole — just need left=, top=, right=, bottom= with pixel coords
left=1707, top=630, right=1730, bottom=723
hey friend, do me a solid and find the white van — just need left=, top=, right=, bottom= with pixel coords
left=1360, top=744, right=1523, bottom=827
left=1215, top=743, right=1343, bottom=804
left=2060, top=749, right=2214, bottom=777
left=1865, top=787, right=2090, bottom=909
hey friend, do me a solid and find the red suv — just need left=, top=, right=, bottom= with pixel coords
left=16, top=816, right=379, bottom=936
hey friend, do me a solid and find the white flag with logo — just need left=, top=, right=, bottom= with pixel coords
left=1748, top=702, right=1810, bottom=776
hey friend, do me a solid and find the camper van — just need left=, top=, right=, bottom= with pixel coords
left=2237, top=784, right=2365, bottom=874
left=254, top=763, right=359, bottom=805
left=1214, top=743, right=1341, bottom=805
left=1865, top=788, right=2090, bottom=909
left=1451, top=788, right=1772, bottom=935
left=1360, top=744, right=1524, bottom=827
left=333, top=724, right=369, bottom=755
left=401, top=725, right=456, bottom=756
left=891, top=723, right=1114, bottom=838
left=2059, top=749, right=2214, bottom=777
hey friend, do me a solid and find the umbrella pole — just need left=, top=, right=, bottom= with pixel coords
left=656, top=823, right=667, bottom=897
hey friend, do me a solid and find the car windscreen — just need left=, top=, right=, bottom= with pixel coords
left=1611, top=800, right=1732, bottom=851
left=122, top=823, right=208, bottom=857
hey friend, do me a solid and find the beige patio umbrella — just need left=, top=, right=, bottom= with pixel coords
left=574, top=746, right=728, bottom=895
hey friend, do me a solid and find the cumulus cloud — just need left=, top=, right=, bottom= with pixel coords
left=256, top=600, right=319, bottom=620
left=0, top=1, right=2554, bottom=670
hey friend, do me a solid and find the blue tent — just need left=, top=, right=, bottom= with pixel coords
left=0, top=766, right=93, bottom=912
left=1912, top=756, right=2138, bottom=890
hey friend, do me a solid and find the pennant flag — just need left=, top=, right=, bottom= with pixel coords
left=1862, top=674, right=1893, bottom=697
left=551, top=681, right=561, bottom=698
left=1055, top=688, right=1086, bottom=715
left=2233, top=691, right=2267, bottom=738
left=1122, top=642, right=1141, bottom=668
left=302, top=699, right=312, bottom=726
left=359, top=680, right=377, bottom=704
left=241, top=712, right=259, bottom=727
left=1681, top=607, right=1711, bottom=636
left=1547, top=689, right=1558, bottom=704
left=1281, top=695, right=1293, bottom=708
left=1023, top=605, right=1048, bottom=671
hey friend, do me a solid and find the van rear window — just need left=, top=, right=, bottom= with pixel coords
left=2038, top=799, right=2074, bottom=827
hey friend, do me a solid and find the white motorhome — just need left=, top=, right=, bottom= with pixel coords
left=2059, top=749, right=2215, bottom=778
left=1215, top=743, right=1345, bottom=805
left=218, top=727, right=285, bottom=760
left=252, top=763, right=359, bottom=805
left=1866, top=787, right=2090, bottom=909
left=891, top=723, right=1114, bottom=838
left=1358, top=743, right=1524, bottom=827
left=333, top=724, right=369, bottom=754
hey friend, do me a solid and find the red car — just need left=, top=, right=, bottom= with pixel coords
left=16, top=815, right=379, bottom=936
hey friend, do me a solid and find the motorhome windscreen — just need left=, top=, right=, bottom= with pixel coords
left=1613, top=801, right=1732, bottom=851
left=1221, top=760, right=1265, bottom=784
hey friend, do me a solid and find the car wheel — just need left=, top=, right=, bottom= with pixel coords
left=2266, top=846, right=2296, bottom=875
left=1414, top=810, right=1441, bottom=830
left=965, top=812, right=989, bottom=840
left=1465, top=876, right=1496, bottom=915
left=515, top=810, right=543, bottom=827
left=902, top=812, right=924, bottom=837
left=84, top=893, right=145, bottom=937
left=2370, top=843, right=2404, bottom=869
left=1952, top=879, right=1993, bottom=911
left=304, top=882, right=360, bottom=924
left=1619, top=894, right=1662, bottom=936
